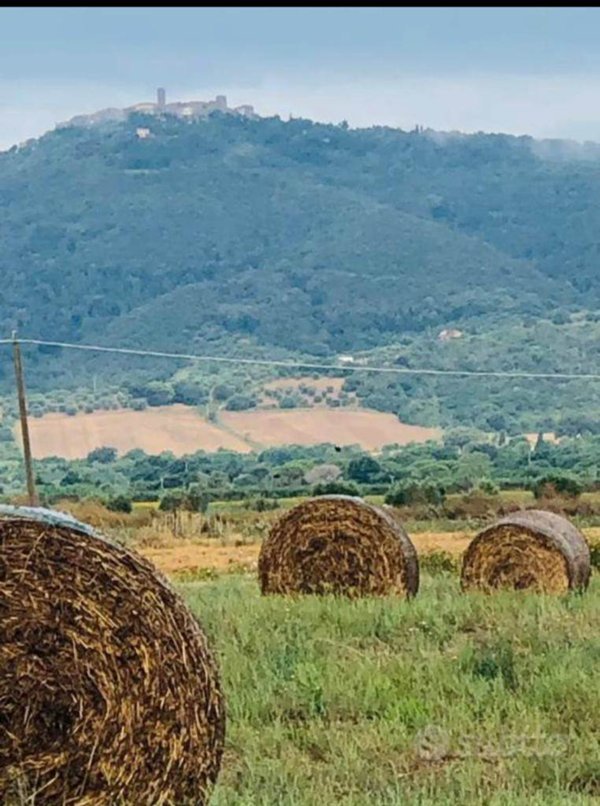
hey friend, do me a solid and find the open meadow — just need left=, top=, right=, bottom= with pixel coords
left=75, top=498, right=599, bottom=805
left=181, top=573, right=600, bottom=805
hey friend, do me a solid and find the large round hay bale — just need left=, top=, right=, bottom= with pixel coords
left=258, top=495, right=419, bottom=598
left=0, top=508, right=225, bottom=805
left=461, top=509, right=591, bottom=594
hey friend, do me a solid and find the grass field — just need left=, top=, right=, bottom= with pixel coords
left=182, top=574, right=600, bottom=805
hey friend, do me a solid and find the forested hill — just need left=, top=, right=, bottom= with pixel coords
left=0, top=111, right=599, bottom=372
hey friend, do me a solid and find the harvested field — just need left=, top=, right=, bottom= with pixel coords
left=139, top=531, right=475, bottom=577
left=24, top=404, right=253, bottom=459
left=138, top=526, right=599, bottom=578
left=220, top=408, right=441, bottom=451
left=23, top=405, right=441, bottom=458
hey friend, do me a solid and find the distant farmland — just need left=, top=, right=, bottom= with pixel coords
left=219, top=409, right=440, bottom=452
left=22, top=404, right=441, bottom=459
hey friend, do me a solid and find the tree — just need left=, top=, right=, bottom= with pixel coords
left=312, top=480, right=360, bottom=496
left=106, top=495, right=132, bottom=513
left=346, top=455, right=383, bottom=484
left=144, top=381, right=175, bottom=407
left=183, top=485, right=210, bottom=513
left=385, top=482, right=445, bottom=507
left=533, top=474, right=583, bottom=500
left=87, top=446, right=118, bottom=464
left=212, top=383, right=234, bottom=402
left=173, top=379, right=209, bottom=405
left=225, top=393, right=257, bottom=411
left=304, top=464, right=342, bottom=485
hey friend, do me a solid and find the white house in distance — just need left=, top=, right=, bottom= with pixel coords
left=437, top=328, right=464, bottom=342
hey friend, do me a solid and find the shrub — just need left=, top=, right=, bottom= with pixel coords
left=385, top=482, right=445, bottom=507
left=158, top=492, right=182, bottom=512
left=533, top=474, right=583, bottom=500
left=420, top=551, right=458, bottom=575
left=106, top=495, right=133, bottom=513
left=444, top=491, right=498, bottom=520
left=159, top=488, right=210, bottom=513
left=184, top=486, right=210, bottom=513
left=245, top=496, right=279, bottom=512
left=87, top=447, right=118, bottom=464
left=312, top=480, right=361, bottom=496
left=212, top=383, right=234, bottom=402
left=478, top=478, right=499, bottom=495
left=589, top=543, right=600, bottom=571
left=225, top=394, right=257, bottom=411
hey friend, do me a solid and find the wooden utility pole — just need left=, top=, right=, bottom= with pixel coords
left=12, top=333, right=39, bottom=506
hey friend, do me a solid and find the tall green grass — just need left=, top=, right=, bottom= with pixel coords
left=181, top=573, right=599, bottom=805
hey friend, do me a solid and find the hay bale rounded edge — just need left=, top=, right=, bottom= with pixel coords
left=0, top=510, right=225, bottom=805
left=460, top=509, right=591, bottom=594
left=258, top=495, right=419, bottom=598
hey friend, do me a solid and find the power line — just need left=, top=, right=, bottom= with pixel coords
left=1, top=336, right=599, bottom=381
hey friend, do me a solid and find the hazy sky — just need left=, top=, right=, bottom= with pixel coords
left=3, top=7, right=600, bottom=150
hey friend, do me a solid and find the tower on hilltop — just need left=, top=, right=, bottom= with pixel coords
left=157, top=87, right=166, bottom=109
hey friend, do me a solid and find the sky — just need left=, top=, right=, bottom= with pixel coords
left=3, top=6, right=600, bottom=150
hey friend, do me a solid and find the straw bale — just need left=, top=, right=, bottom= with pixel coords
left=461, top=509, right=591, bottom=594
left=258, top=495, right=419, bottom=598
left=0, top=512, right=225, bottom=805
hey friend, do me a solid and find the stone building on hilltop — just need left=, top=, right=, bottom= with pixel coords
left=58, top=88, right=257, bottom=130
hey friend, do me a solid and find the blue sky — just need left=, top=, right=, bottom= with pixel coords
left=3, top=7, right=600, bottom=149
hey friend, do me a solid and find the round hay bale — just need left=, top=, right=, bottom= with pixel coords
left=0, top=509, right=225, bottom=805
left=461, top=509, right=591, bottom=594
left=258, top=495, right=419, bottom=598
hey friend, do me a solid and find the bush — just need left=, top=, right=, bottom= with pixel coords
left=106, top=495, right=133, bottom=513
left=478, top=478, right=499, bottom=495
left=385, top=482, right=445, bottom=507
left=312, top=480, right=361, bottom=496
left=212, top=383, right=234, bottom=402
left=184, top=486, right=210, bottom=513
left=87, top=446, right=118, bottom=464
left=444, top=491, right=498, bottom=520
left=143, top=381, right=175, bottom=407
left=225, top=394, right=257, bottom=411
left=420, top=551, right=458, bottom=575
left=158, top=492, right=183, bottom=512
left=279, top=395, right=299, bottom=409
left=245, top=496, right=279, bottom=512
left=589, top=543, right=600, bottom=571
left=159, top=488, right=210, bottom=513
left=0, top=427, right=14, bottom=442
left=533, top=474, right=583, bottom=500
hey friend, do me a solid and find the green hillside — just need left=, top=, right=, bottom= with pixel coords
left=0, top=111, right=598, bottom=431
